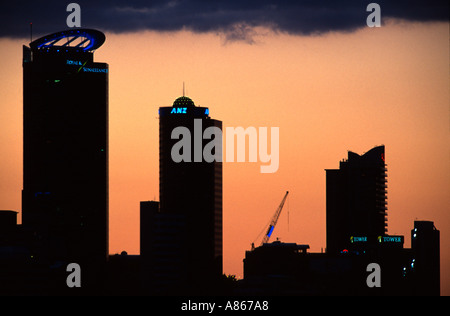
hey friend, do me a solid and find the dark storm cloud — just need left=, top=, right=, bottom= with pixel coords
left=0, top=1, right=448, bottom=40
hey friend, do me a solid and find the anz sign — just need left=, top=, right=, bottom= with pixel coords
left=159, top=106, right=210, bottom=117
left=171, top=107, right=187, bottom=114
left=170, top=108, right=210, bottom=115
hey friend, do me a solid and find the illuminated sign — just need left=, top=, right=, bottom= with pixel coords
left=66, top=60, right=108, bottom=73
left=171, top=107, right=187, bottom=114
left=82, top=67, right=108, bottom=73
left=169, top=108, right=210, bottom=115
left=67, top=60, right=83, bottom=66
left=350, top=236, right=367, bottom=243
left=160, top=106, right=211, bottom=118
left=378, top=236, right=403, bottom=243
left=31, top=29, right=105, bottom=52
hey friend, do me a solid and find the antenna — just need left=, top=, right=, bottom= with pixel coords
left=287, top=192, right=290, bottom=232
left=183, top=82, right=185, bottom=97
left=30, top=22, right=32, bottom=43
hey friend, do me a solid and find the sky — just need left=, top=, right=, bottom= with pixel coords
left=0, top=1, right=449, bottom=294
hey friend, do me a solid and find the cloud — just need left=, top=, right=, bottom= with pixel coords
left=0, top=1, right=448, bottom=41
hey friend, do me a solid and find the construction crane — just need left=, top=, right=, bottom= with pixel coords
left=251, top=191, right=289, bottom=250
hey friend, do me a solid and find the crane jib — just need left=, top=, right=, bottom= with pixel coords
left=251, top=191, right=289, bottom=250
left=266, top=225, right=275, bottom=238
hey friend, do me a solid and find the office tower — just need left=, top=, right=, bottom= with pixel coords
left=325, top=145, right=387, bottom=254
left=411, top=221, right=440, bottom=295
left=22, top=29, right=109, bottom=283
left=142, top=96, right=222, bottom=292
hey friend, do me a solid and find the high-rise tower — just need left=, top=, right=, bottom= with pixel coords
left=141, top=96, right=222, bottom=293
left=325, top=145, right=388, bottom=254
left=22, top=29, right=109, bottom=280
left=161, top=96, right=222, bottom=283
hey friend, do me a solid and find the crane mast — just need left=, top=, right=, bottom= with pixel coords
left=252, top=191, right=289, bottom=250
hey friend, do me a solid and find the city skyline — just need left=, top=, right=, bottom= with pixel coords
left=0, top=9, right=448, bottom=294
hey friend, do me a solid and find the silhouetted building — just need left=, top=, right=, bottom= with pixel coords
left=106, top=252, right=141, bottom=295
left=21, top=29, right=109, bottom=291
left=0, top=210, right=21, bottom=249
left=140, top=201, right=187, bottom=293
left=140, top=202, right=161, bottom=266
left=326, top=145, right=388, bottom=254
left=0, top=210, right=18, bottom=233
left=242, top=241, right=370, bottom=295
left=0, top=210, right=37, bottom=295
left=243, top=241, right=313, bottom=294
left=242, top=236, right=414, bottom=295
left=411, top=221, right=440, bottom=295
left=141, top=96, right=222, bottom=294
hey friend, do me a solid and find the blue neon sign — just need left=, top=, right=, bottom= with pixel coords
left=31, top=29, right=105, bottom=52
left=171, top=107, right=187, bottom=114
left=162, top=107, right=210, bottom=116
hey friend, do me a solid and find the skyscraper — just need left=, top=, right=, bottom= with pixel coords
left=22, top=29, right=109, bottom=285
left=325, top=145, right=388, bottom=254
left=141, top=96, right=222, bottom=293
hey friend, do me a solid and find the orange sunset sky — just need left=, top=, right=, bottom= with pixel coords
left=0, top=20, right=449, bottom=294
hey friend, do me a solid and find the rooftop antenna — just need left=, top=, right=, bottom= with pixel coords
left=183, top=82, right=185, bottom=97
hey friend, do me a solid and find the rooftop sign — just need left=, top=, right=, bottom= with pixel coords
left=30, top=29, right=105, bottom=52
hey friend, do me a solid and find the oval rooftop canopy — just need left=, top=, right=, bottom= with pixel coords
left=173, top=96, right=195, bottom=107
left=29, top=29, right=105, bottom=52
